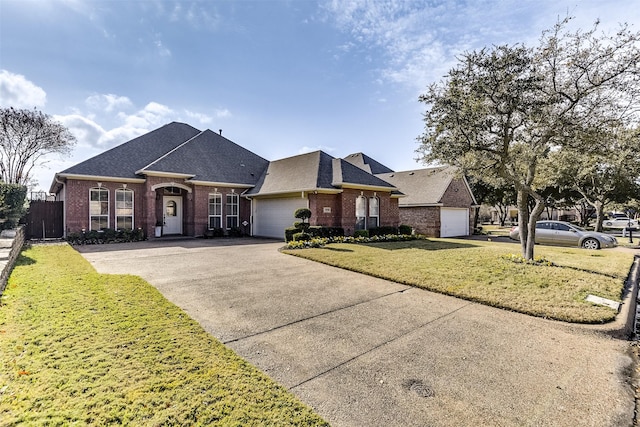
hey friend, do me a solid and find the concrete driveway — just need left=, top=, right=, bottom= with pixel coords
left=76, top=238, right=637, bottom=427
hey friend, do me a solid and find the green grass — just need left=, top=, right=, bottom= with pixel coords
left=284, top=238, right=636, bottom=324
left=0, top=244, right=328, bottom=426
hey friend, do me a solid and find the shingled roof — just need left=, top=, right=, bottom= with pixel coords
left=58, top=122, right=201, bottom=180
left=246, top=151, right=398, bottom=196
left=376, top=166, right=465, bottom=206
left=139, top=129, right=268, bottom=186
left=343, top=152, right=394, bottom=174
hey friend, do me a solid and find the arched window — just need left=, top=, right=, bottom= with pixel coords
left=368, top=196, right=379, bottom=229
left=165, top=200, right=177, bottom=216
left=89, top=187, right=109, bottom=230
left=355, top=195, right=366, bottom=230
left=208, top=193, right=222, bottom=229
left=115, top=188, right=134, bottom=230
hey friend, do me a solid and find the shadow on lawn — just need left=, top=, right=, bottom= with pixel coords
left=15, top=254, right=36, bottom=266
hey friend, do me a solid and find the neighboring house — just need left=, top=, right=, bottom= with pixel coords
left=374, top=166, right=478, bottom=237
left=51, top=122, right=403, bottom=240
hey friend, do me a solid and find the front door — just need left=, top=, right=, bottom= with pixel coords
left=163, top=196, right=182, bottom=235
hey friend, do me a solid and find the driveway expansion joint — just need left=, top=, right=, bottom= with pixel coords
left=288, top=301, right=474, bottom=391
left=222, top=286, right=413, bottom=345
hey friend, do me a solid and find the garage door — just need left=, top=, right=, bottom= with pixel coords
left=440, top=208, right=469, bottom=237
left=252, top=197, right=308, bottom=239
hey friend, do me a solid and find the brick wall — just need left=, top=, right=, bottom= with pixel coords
left=63, top=178, right=253, bottom=238
left=309, top=193, right=342, bottom=227
left=193, top=186, right=252, bottom=237
left=64, top=179, right=146, bottom=234
left=400, top=206, right=441, bottom=237
left=440, top=178, right=474, bottom=207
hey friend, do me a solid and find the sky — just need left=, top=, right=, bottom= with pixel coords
left=0, top=0, right=638, bottom=193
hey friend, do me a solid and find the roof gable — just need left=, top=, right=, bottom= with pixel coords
left=60, top=122, right=201, bottom=179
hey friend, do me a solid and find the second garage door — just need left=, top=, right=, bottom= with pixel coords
left=440, top=208, right=469, bottom=237
left=252, top=197, right=309, bottom=239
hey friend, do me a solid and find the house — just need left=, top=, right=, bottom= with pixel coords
left=50, top=122, right=404, bottom=240
left=245, top=150, right=402, bottom=237
left=374, top=166, right=477, bottom=237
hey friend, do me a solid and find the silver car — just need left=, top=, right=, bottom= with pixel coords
left=509, top=220, right=618, bottom=249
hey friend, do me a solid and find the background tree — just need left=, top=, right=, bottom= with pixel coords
left=0, top=107, right=76, bottom=187
left=417, top=18, right=640, bottom=259
left=547, top=127, right=640, bottom=231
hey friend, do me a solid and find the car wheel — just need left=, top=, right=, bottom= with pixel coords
left=605, top=221, right=613, bottom=226
left=582, top=238, right=600, bottom=250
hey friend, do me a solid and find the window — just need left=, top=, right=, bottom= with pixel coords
left=368, top=197, right=379, bottom=229
left=89, top=187, right=109, bottom=230
left=165, top=200, right=177, bottom=216
left=226, top=193, right=239, bottom=229
left=208, top=193, right=222, bottom=229
left=355, top=196, right=366, bottom=230
left=115, top=188, right=134, bottom=230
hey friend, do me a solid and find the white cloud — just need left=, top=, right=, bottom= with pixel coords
left=215, top=108, right=232, bottom=118
left=154, top=37, right=172, bottom=57
left=0, top=70, right=47, bottom=108
left=53, top=114, right=105, bottom=148
left=321, top=0, right=638, bottom=93
left=85, top=93, right=133, bottom=112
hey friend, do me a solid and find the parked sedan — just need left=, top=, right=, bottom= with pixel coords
left=509, top=220, right=618, bottom=249
left=603, top=217, right=638, bottom=229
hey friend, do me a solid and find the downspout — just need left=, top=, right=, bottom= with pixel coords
left=54, top=175, right=66, bottom=238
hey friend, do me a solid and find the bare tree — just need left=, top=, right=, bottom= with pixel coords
left=0, top=107, right=76, bottom=186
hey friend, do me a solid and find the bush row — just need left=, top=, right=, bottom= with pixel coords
left=284, top=225, right=413, bottom=242
left=66, top=228, right=146, bottom=245
left=285, top=233, right=420, bottom=249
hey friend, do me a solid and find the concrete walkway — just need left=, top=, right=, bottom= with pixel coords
left=77, top=238, right=637, bottom=426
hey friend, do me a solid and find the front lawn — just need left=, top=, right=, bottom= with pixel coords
left=0, top=244, right=328, bottom=426
left=283, top=238, right=635, bottom=323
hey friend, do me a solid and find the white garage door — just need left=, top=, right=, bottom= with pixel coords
left=252, top=197, right=308, bottom=239
left=440, top=208, right=469, bottom=237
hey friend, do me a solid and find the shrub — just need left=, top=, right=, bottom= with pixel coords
left=308, top=226, right=344, bottom=238
left=285, top=227, right=298, bottom=242
left=398, top=224, right=412, bottom=235
left=369, top=226, right=398, bottom=236
left=228, top=227, right=243, bottom=237
left=204, top=227, right=224, bottom=238
left=294, top=208, right=312, bottom=221
left=65, top=228, right=146, bottom=245
left=293, top=232, right=311, bottom=241
left=354, top=230, right=369, bottom=238
left=0, top=184, right=27, bottom=229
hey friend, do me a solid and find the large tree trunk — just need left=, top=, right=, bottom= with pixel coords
left=517, top=189, right=545, bottom=260
left=517, top=190, right=529, bottom=258
left=593, top=201, right=605, bottom=232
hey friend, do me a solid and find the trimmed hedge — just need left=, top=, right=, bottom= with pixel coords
left=285, top=226, right=344, bottom=242
left=354, top=230, right=369, bottom=238
left=66, top=228, right=146, bottom=245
